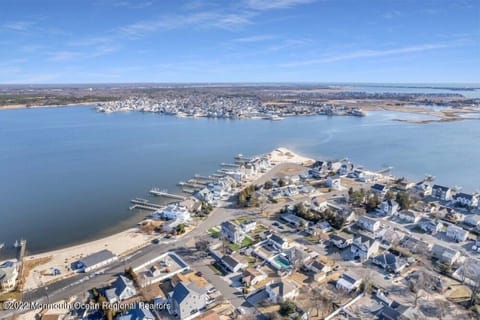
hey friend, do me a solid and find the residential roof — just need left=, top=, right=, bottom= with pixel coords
left=171, top=282, right=206, bottom=305
left=330, top=232, right=353, bottom=242
left=454, top=192, right=476, bottom=200
left=79, top=249, right=116, bottom=268
left=341, top=273, right=360, bottom=285
left=267, top=280, right=297, bottom=298
left=432, top=184, right=450, bottom=191
left=221, top=220, right=240, bottom=233
left=371, top=184, right=387, bottom=191
left=222, top=254, right=244, bottom=270
left=269, top=233, right=287, bottom=246
left=105, top=275, right=135, bottom=301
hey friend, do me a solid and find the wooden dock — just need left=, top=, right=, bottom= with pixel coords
left=129, top=199, right=164, bottom=211
left=149, top=188, right=186, bottom=200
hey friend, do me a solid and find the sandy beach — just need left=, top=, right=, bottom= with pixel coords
left=22, top=227, right=155, bottom=291
left=17, top=147, right=313, bottom=292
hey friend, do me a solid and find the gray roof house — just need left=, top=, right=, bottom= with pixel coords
left=265, top=280, right=298, bottom=303
left=105, top=275, right=137, bottom=303
left=432, top=243, right=460, bottom=266
left=76, top=249, right=118, bottom=273
left=372, top=252, right=408, bottom=274
left=169, top=282, right=207, bottom=320
left=220, top=221, right=245, bottom=244
left=351, top=235, right=380, bottom=261
left=116, top=302, right=155, bottom=320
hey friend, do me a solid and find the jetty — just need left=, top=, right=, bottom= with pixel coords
left=377, top=166, right=393, bottom=174
left=149, top=188, right=186, bottom=200
left=221, top=162, right=240, bottom=168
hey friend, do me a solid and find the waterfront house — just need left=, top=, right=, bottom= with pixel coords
left=116, top=302, right=155, bottom=320
left=378, top=200, right=400, bottom=216
left=329, top=232, right=353, bottom=249
left=432, top=243, right=460, bottom=265
left=105, top=275, right=136, bottom=303
left=194, top=187, right=214, bottom=204
left=240, top=220, right=257, bottom=233
left=432, top=184, right=453, bottom=201
left=414, top=181, right=433, bottom=197
left=221, top=254, right=247, bottom=273
left=397, top=179, right=415, bottom=191
left=357, top=216, right=381, bottom=233
left=242, top=267, right=267, bottom=287
left=398, top=210, right=422, bottom=223
left=464, top=214, right=480, bottom=227
left=268, top=233, right=289, bottom=250
left=169, top=282, right=208, bottom=320
left=372, top=252, right=408, bottom=274
left=418, top=218, right=442, bottom=234
left=351, top=235, right=379, bottom=261
left=446, top=224, right=469, bottom=242
left=220, top=221, right=245, bottom=244
left=0, top=261, right=18, bottom=291
left=371, top=184, right=389, bottom=198
left=336, top=273, right=362, bottom=292
left=76, top=249, right=118, bottom=273
left=454, top=193, right=479, bottom=208
left=152, top=204, right=191, bottom=222
left=265, top=280, right=298, bottom=303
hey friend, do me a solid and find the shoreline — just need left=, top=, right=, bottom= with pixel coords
left=2, top=101, right=479, bottom=124
left=13, top=147, right=314, bottom=291
left=0, top=101, right=99, bottom=110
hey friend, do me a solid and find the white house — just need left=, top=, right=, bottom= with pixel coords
left=242, top=267, right=267, bottom=287
left=152, top=204, right=191, bottom=222
left=221, top=254, right=247, bottom=273
left=357, top=216, right=381, bottom=233
left=241, top=220, right=257, bottom=233
left=336, top=273, right=362, bottom=292
left=266, top=280, right=298, bottom=303
left=378, top=200, right=399, bottom=216
left=329, top=233, right=353, bottom=249
left=418, top=218, right=442, bottom=234
left=454, top=193, right=479, bottom=208
left=446, top=224, right=469, bottom=242
left=432, top=185, right=453, bottom=201
left=305, top=260, right=331, bottom=282
left=221, top=221, right=245, bottom=244
left=0, top=261, right=18, bottom=291
left=326, top=176, right=342, bottom=190
left=105, top=275, right=137, bottom=303
left=371, top=184, right=389, bottom=198
left=398, top=210, right=422, bottom=223
left=268, top=233, right=289, bottom=250
left=351, top=235, right=379, bottom=261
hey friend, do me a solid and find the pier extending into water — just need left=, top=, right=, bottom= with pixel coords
left=149, top=188, right=186, bottom=200
left=129, top=199, right=164, bottom=211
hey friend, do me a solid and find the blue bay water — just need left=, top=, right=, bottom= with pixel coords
left=0, top=106, right=479, bottom=255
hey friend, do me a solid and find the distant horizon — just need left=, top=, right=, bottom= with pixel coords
left=1, top=81, right=479, bottom=87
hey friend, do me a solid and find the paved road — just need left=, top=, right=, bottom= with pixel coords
left=0, top=203, right=245, bottom=319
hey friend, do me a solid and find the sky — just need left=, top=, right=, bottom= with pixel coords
left=0, top=0, right=479, bottom=84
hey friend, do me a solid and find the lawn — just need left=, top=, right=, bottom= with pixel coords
left=208, top=227, right=220, bottom=238
left=229, top=236, right=256, bottom=252
left=233, top=215, right=251, bottom=225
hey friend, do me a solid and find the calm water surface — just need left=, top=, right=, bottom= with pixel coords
left=1, top=106, right=479, bottom=256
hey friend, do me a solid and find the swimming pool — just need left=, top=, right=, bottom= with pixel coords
left=273, top=255, right=293, bottom=270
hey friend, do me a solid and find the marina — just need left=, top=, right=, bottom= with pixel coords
left=1, top=106, right=480, bottom=255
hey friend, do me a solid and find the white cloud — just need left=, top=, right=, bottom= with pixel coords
left=245, top=0, right=315, bottom=10
left=3, top=21, right=35, bottom=31
left=280, top=42, right=459, bottom=67
left=231, top=35, right=275, bottom=43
